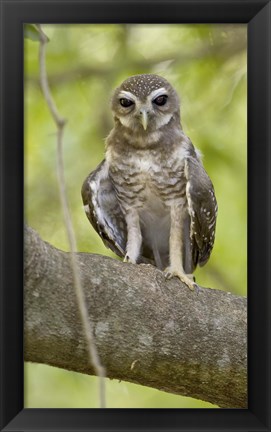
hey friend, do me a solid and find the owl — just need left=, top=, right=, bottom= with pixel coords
left=82, top=74, right=218, bottom=291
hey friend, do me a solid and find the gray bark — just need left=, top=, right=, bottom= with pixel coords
left=24, top=225, right=247, bottom=408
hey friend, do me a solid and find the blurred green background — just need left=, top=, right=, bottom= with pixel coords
left=24, top=24, right=247, bottom=408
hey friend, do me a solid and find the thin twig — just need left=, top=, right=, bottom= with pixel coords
left=36, top=24, right=106, bottom=408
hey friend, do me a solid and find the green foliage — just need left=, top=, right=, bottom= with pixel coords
left=24, top=24, right=247, bottom=408
left=24, top=363, right=217, bottom=408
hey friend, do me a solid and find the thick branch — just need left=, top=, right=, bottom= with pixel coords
left=24, top=225, right=247, bottom=408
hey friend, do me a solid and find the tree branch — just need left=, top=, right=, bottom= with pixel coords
left=24, top=225, right=247, bottom=408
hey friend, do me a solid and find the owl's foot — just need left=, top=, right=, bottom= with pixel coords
left=164, top=267, right=197, bottom=291
left=186, top=273, right=196, bottom=282
left=123, top=254, right=137, bottom=264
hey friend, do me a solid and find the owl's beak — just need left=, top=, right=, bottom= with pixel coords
left=140, top=109, right=148, bottom=130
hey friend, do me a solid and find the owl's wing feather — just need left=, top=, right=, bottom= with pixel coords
left=81, top=160, right=127, bottom=257
left=184, top=156, right=218, bottom=268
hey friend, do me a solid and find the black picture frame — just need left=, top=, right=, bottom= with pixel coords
left=0, top=0, right=270, bottom=431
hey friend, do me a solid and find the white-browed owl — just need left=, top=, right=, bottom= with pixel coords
left=82, top=74, right=218, bottom=291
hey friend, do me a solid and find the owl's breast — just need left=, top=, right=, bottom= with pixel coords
left=108, top=150, right=187, bottom=212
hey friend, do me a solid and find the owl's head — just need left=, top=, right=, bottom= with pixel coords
left=111, top=74, right=180, bottom=133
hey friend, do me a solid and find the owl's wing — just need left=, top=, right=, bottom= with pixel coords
left=81, top=160, right=127, bottom=257
left=184, top=156, right=218, bottom=269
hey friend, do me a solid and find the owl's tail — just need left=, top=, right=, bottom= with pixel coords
left=151, top=236, right=163, bottom=270
left=139, top=209, right=169, bottom=270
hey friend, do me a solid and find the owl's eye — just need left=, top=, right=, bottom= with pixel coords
left=153, top=95, right=168, bottom=106
left=120, top=98, right=134, bottom=107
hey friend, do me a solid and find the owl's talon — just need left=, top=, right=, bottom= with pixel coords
left=164, top=267, right=196, bottom=291
left=194, top=284, right=202, bottom=295
left=123, top=254, right=129, bottom=263
left=124, top=254, right=137, bottom=264
left=187, top=273, right=196, bottom=282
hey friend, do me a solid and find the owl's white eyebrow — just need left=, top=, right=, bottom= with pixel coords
left=118, top=91, right=137, bottom=102
left=148, top=88, right=167, bottom=101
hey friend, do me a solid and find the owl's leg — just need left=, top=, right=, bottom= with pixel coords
left=123, top=210, right=142, bottom=264
left=165, top=205, right=197, bottom=291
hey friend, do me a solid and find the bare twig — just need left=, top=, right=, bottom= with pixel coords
left=36, top=24, right=106, bottom=408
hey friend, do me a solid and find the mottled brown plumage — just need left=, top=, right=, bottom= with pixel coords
left=82, top=74, right=218, bottom=290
